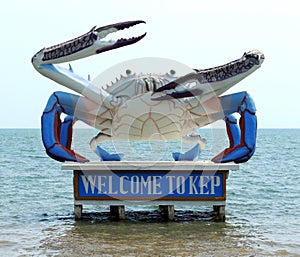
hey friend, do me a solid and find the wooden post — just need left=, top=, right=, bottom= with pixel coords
left=213, top=205, right=226, bottom=221
left=159, top=205, right=175, bottom=221
left=110, top=205, right=125, bottom=220
left=74, top=204, right=82, bottom=220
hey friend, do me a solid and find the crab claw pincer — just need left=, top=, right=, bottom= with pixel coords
left=95, top=20, right=147, bottom=54
left=38, top=20, right=146, bottom=64
left=151, top=72, right=203, bottom=100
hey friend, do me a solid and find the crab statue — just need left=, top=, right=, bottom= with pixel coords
left=32, top=20, right=264, bottom=163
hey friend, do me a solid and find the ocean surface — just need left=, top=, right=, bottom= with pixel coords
left=0, top=128, right=299, bottom=256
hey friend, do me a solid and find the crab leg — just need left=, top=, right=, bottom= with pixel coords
left=93, top=145, right=122, bottom=161
left=42, top=91, right=114, bottom=162
left=42, top=92, right=88, bottom=162
left=224, top=114, right=241, bottom=148
left=172, top=143, right=200, bottom=161
left=60, top=115, right=74, bottom=149
left=211, top=91, right=257, bottom=163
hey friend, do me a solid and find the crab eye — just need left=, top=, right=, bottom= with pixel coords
left=170, top=69, right=176, bottom=76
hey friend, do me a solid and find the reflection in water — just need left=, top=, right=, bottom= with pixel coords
left=37, top=210, right=265, bottom=256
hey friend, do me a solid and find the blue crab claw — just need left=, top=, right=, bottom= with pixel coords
left=151, top=72, right=203, bottom=100
left=32, top=21, right=147, bottom=111
left=152, top=50, right=265, bottom=101
left=94, top=145, right=123, bottom=161
left=172, top=144, right=200, bottom=161
left=37, top=20, right=146, bottom=64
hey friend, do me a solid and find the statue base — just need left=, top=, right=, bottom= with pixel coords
left=61, top=161, right=239, bottom=221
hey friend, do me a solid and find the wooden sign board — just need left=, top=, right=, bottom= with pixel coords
left=73, top=170, right=227, bottom=201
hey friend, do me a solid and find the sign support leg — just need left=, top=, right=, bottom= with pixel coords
left=159, top=205, right=175, bottom=221
left=213, top=205, right=226, bottom=221
left=74, top=204, right=83, bottom=220
left=110, top=205, right=125, bottom=220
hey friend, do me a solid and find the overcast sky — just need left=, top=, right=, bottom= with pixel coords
left=0, top=0, right=299, bottom=128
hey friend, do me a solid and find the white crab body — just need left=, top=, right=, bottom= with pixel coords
left=110, top=92, right=197, bottom=141
left=89, top=72, right=202, bottom=146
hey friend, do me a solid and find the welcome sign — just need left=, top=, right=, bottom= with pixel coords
left=74, top=170, right=226, bottom=201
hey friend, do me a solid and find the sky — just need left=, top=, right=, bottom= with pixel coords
left=0, top=0, right=299, bottom=128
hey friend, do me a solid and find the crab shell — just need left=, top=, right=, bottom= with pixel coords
left=110, top=92, right=198, bottom=141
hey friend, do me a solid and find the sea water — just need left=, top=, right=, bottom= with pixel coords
left=0, top=129, right=299, bottom=256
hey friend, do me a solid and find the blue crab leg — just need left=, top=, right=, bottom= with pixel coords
left=42, top=91, right=116, bottom=162
left=211, top=91, right=257, bottom=163
left=60, top=115, right=74, bottom=149
left=89, top=133, right=123, bottom=161
left=42, top=92, right=89, bottom=162
left=172, top=143, right=200, bottom=161
left=224, top=114, right=241, bottom=148
left=94, top=145, right=122, bottom=161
